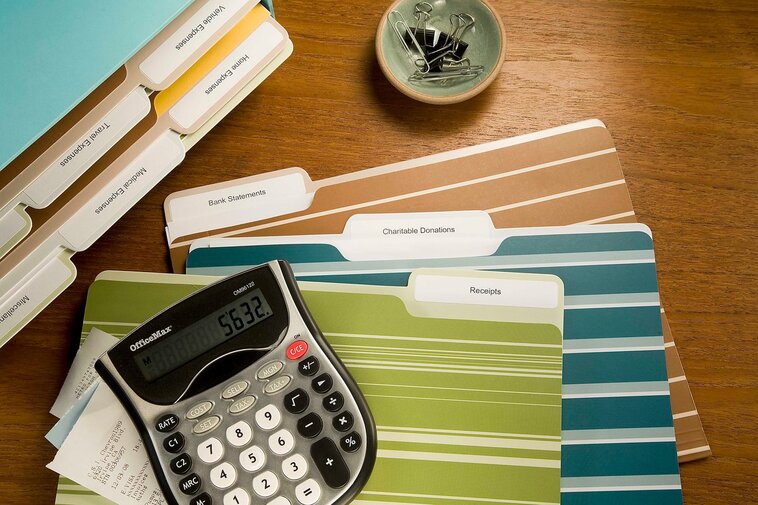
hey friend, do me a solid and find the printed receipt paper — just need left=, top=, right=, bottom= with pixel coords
left=51, top=269, right=564, bottom=505
left=165, top=120, right=709, bottom=463
left=0, top=6, right=291, bottom=350
left=0, top=0, right=262, bottom=259
left=186, top=217, right=686, bottom=504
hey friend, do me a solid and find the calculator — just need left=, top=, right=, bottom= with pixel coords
left=96, top=261, right=376, bottom=505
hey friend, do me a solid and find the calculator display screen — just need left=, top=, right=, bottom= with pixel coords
left=134, top=289, right=274, bottom=382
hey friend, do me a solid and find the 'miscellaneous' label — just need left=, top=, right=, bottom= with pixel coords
left=25, top=88, right=151, bottom=208
left=0, top=256, right=73, bottom=341
left=414, top=274, right=560, bottom=309
left=139, top=0, right=253, bottom=85
left=169, top=20, right=284, bottom=130
left=59, top=132, right=185, bottom=251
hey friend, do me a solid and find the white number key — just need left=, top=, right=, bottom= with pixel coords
left=268, top=429, right=295, bottom=455
left=210, top=462, right=237, bottom=489
left=255, top=404, right=282, bottom=430
left=224, top=488, right=250, bottom=505
left=295, top=479, right=322, bottom=505
left=268, top=498, right=291, bottom=505
left=239, top=445, right=266, bottom=473
left=226, top=420, right=253, bottom=447
left=197, top=437, right=224, bottom=464
left=282, top=454, right=308, bottom=481
left=253, top=470, right=280, bottom=498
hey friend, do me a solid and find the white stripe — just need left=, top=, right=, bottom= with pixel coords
left=677, top=445, right=711, bottom=457
left=562, top=485, right=682, bottom=492
left=366, top=393, right=559, bottom=408
left=326, top=332, right=562, bottom=349
left=668, top=375, right=687, bottom=383
left=672, top=410, right=699, bottom=420
left=360, top=490, right=558, bottom=505
left=563, top=391, right=670, bottom=399
left=378, top=425, right=560, bottom=441
left=378, top=449, right=561, bottom=469
left=486, top=179, right=626, bottom=214
left=347, top=363, right=562, bottom=379
left=562, top=437, right=676, bottom=445
left=360, top=382, right=561, bottom=397
left=84, top=320, right=138, bottom=327
left=338, top=348, right=559, bottom=366
left=185, top=148, right=618, bottom=242
left=572, top=211, right=636, bottom=225
left=563, top=345, right=664, bottom=354
left=664, top=342, right=675, bottom=348
left=334, top=343, right=558, bottom=360
left=378, top=430, right=561, bottom=452
left=344, top=358, right=561, bottom=375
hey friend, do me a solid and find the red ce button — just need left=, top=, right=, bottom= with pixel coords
left=286, top=340, right=308, bottom=360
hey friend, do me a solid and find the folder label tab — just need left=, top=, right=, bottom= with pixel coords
left=0, top=208, right=26, bottom=247
left=0, top=256, right=72, bottom=337
left=414, top=273, right=561, bottom=308
left=139, top=0, right=254, bottom=84
left=24, top=88, right=152, bottom=208
left=345, top=211, right=495, bottom=239
left=60, top=132, right=185, bottom=251
left=170, top=20, right=284, bottom=129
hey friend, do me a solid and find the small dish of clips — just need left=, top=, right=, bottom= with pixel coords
left=376, top=0, right=506, bottom=104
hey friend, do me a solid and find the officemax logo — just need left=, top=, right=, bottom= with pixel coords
left=130, top=326, right=173, bottom=352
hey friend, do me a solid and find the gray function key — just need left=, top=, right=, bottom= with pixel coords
left=187, top=401, right=214, bottom=420
left=264, top=375, right=292, bottom=395
left=221, top=380, right=249, bottom=399
left=193, top=415, right=222, bottom=435
left=229, top=395, right=257, bottom=415
left=156, top=413, right=179, bottom=432
left=257, top=360, right=284, bottom=380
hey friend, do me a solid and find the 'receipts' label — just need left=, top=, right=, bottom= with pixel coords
left=414, top=273, right=560, bottom=309
left=139, top=0, right=255, bottom=85
left=24, top=88, right=151, bottom=208
left=169, top=19, right=284, bottom=130
left=59, top=131, right=185, bottom=251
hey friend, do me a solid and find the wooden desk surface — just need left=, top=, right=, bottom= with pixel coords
left=1, top=0, right=755, bottom=503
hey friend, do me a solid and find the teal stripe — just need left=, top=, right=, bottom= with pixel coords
left=506, top=264, right=659, bottom=296
left=564, top=351, right=668, bottom=384
left=563, top=396, right=674, bottom=430
left=496, top=232, right=653, bottom=256
left=562, top=490, right=683, bottom=505
left=561, top=443, right=680, bottom=477
left=564, top=307, right=664, bottom=340
left=188, top=243, right=346, bottom=268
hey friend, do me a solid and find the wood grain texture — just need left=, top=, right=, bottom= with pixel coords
left=0, top=0, right=755, bottom=503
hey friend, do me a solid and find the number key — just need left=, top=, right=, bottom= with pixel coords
left=197, top=437, right=224, bottom=464
left=282, top=454, right=308, bottom=481
left=253, top=470, right=280, bottom=498
left=210, top=461, right=237, bottom=489
left=239, top=445, right=266, bottom=472
left=269, top=429, right=295, bottom=455
left=255, top=404, right=282, bottom=430
left=223, top=488, right=250, bottom=505
left=226, top=420, right=253, bottom=447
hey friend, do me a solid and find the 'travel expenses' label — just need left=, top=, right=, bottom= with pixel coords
left=24, top=88, right=151, bottom=208
left=139, top=0, right=252, bottom=85
left=169, top=20, right=284, bottom=130
left=414, top=274, right=560, bottom=309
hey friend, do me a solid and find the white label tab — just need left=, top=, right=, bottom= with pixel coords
left=139, top=0, right=255, bottom=85
left=0, top=255, right=73, bottom=341
left=59, top=131, right=185, bottom=251
left=170, top=20, right=284, bottom=130
left=344, top=211, right=494, bottom=239
left=169, top=171, right=308, bottom=219
left=414, top=274, right=560, bottom=309
left=24, top=88, right=151, bottom=208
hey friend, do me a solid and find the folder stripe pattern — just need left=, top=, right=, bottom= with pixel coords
left=185, top=225, right=684, bottom=504
left=58, top=271, right=565, bottom=505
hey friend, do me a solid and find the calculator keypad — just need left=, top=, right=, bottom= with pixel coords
left=153, top=334, right=370, bottom=505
